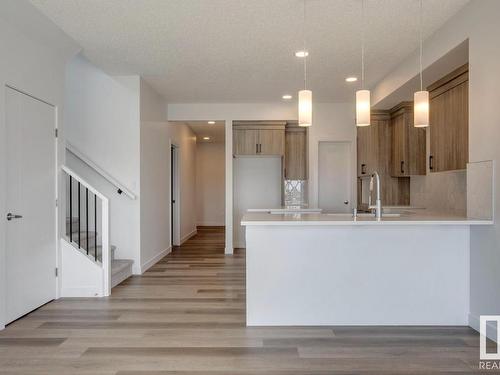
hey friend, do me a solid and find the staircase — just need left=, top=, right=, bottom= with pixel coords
left=61, top=165, right=133, bottom=297
left=66, top=217, right=133, bottom=288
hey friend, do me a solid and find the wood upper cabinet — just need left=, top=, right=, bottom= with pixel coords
left=284, top=126, right=307, bottom=180
left=390, top=102, right=426, bottom=177
left=357, top=119, right=379, bottom=177
left=233, top=122, right=285, bottom=156
left=429, top=64, right=469, bottom=172
left=259, top=129, right=285, bottom=155
left=233, top=128, right=259, bottom=155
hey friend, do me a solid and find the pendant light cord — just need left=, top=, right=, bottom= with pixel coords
left=303, top=0, right=307, bottom=90
left=361, top=0, right=365, bottom=89
left=419, top=0, right=423, bottom=91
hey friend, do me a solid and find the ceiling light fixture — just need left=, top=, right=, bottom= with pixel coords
left=414, top=0, right=429, bottom=128
left=356, top=0, right=370, bottom=127
left=298, top=0, right=312, bottom=127
left=346, top=76, right=358, bottom=83
left=203, top=137, right=210, bottom=140
left=282, top=94, right=293, bottom=100
left=208, top=121, right=215, bottom=124
left=295, top=50, right=309, bottom=58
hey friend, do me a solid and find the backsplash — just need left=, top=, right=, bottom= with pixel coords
left=410, top=170, right=467, bottom=216
left=284, top=180, right=308, bottom=207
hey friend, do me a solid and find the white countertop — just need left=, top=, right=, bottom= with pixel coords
left=247, top=207, right=322, bottom=213
left=241, top=211, right=493, bottom=226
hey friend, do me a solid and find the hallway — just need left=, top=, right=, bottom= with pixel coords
left=0, top=227, right=486, bottom=374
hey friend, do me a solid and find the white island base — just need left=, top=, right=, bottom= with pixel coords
left=245, top=223, right=471, bottom=326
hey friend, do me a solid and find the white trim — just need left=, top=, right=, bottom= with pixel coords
left=469, top=313, right=499, bottom=343
left=140, top=247, right=171, bottom=274
left=170, top=142, right=181, bottom=246
left=225, top=119, right=234, bottom=255
left=181, top=228, right=198, bottom=245
left=60, top=286, right=102, bottom=298
left=66, top=142, right=137, bottom=200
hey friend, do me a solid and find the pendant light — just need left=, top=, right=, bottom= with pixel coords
left=356, top=0, right=370, bottom=127
left=414, top=0, right=429, bottom=128
left=298, top=0, right=312, bottom=127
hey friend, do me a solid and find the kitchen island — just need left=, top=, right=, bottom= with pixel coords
left=242, top=211, right=492, bottom=326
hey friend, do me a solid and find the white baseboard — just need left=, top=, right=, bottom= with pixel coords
left=140, top=247, right=171, bottom=274
left=197, top=221, right=225, bottom=227
left=469, top=313, right=499, bottom=342
left=61, top=286, right=103, bottom=298
left=180, top=228, right=197, bottom=245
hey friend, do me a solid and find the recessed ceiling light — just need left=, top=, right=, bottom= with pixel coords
left=345, top=76, right=358, bottom=83
left=203, top=137, right=210, bottom=140
left=295, top=50, right=309, bottom=58
left=282, top=94, right=293, bottom=100
left=207, top=121, right=215, bottom=124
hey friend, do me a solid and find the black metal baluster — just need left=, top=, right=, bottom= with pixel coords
left=94, top=194, right=98, bottom=261
left=86, top=188, right=89, bottom=255
left=69, top=176, right=73, bottom=242
left=78, top=182, right=81, bottom=248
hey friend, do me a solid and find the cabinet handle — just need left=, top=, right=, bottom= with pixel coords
left=429, top=155, right=434, bottom=170
left=400, top=161, right=405, bottom=174
left=361, top=164, right=366, bottom=175
left=259, top=144, right=262, bottom=153
left=256, top=143, right=259, bottom=154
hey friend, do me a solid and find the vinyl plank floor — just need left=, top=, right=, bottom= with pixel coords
left=0, top=227, right=485, bottom=374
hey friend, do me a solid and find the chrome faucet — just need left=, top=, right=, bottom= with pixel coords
left=368, top=171, right=382, bottom=219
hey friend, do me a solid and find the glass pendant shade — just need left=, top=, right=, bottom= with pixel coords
left=414, top=90, right=429, bottom=127
left=298, top=89, right=312, bottom=127
left=356, top=89, right=371, bottom=127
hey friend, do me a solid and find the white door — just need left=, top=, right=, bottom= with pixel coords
left=5, top=87, right=56, bottom=323
left=318, top=141, right=352, bottom=213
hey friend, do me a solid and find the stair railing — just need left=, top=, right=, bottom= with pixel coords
left=62, top=165, right=111, bottom=296
left=66, top=142, right=136, bottom=200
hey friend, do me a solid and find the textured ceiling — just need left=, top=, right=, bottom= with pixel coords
left=31, top=0, right=469, bottom=103
left=182, top=121, right=225, bottom=143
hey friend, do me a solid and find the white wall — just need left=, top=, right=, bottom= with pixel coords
left=139, top=80, right=171, bottom=272
left=371, top=0, right=500, bottom=334
left=0, top=0, right=79, bottom=329
left=168, top=124, right=198, bottom=243
left=140, top=121, right=171, bottom=271
left=196, top=142, right=225, bottom=226
left=168, top=102, right=355, bottom=252
left=65, top=55, right=142, bottom=273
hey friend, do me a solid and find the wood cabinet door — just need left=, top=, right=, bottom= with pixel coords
left=430, top=81, right=468, bottom=172
left=233, top=129, right=259, bottom=155
left=357, top=124, right=378, bottom=177
left=429, top=66, right=468, bottom=173
left=285, top=130, right=307, bottom=180
left=406, top=111, right=427, bottom=175
left=391, top=111, right=407, bottom=177
left=258, top=129, right=285, bottom=155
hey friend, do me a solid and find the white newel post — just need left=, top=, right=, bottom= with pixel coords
left=101, top=197, right=111, bottom=296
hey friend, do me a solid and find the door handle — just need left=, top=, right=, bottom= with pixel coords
left=344, top=200, right=349, bottom=205
left=6, top=213, right=23, bottom=221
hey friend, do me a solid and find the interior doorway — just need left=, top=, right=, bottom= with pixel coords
left=170, top=144, right=180, bottom=247
left=5, top=86, right=57, bottom=324
left=318, top=141, right=352, bottom=213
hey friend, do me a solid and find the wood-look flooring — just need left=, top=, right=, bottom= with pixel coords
left=0, top=227, right=489, bottom=374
